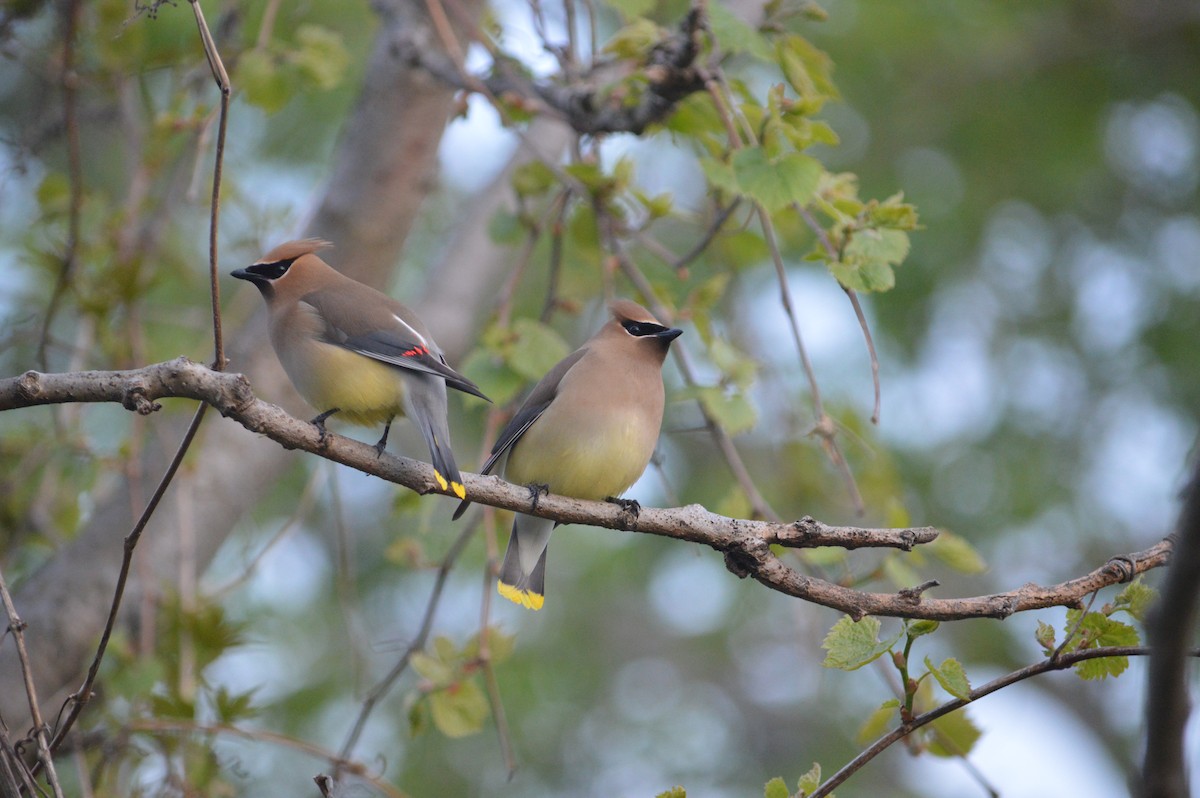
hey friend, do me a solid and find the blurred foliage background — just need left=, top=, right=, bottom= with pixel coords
left=0, top=0, right=1197, bottom=796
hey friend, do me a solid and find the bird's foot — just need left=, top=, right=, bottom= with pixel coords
left=526, top=483, right=550, bottom=511
left=373, top=417, right=394, bottom=458
left=606, top=496, right=641, bottom=518
left=310, top=408, right=340, bottom=447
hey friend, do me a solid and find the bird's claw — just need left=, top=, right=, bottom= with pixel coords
left=606, top=496, right=641, bottom=518
left=526, top=483, right=550, bottom=511
left=310, top=408, right=340, bottom=448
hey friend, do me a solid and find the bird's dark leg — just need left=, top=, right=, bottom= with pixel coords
left=373, top=416, right=394, bottom=458
left=310, top=408, right=340, bottom=446
left=526, top=483, right=550, bottom=511
left=606, top=496, right=641, bottom=518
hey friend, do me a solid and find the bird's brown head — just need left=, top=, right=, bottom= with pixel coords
left=231, top=238, right=333, bottom=299
left=608, top=299, right=683, bottom=360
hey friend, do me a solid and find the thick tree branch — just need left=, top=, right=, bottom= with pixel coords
left=1, top=360, right=1171, bottom=621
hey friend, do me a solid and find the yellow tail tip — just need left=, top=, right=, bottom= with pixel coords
left=498, top=581, right=544, bottom=611
left=433, top=470, right=450, bottom=493
left=451, top=481, right=466, bottom=500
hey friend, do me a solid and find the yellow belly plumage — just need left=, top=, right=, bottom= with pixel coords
left=281, top=341, right=406, bottom=425
left=504, top=411, right=653, bottom=501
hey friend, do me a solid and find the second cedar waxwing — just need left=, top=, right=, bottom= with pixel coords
left=231, top=239, right=488, bottom=499
left=456, top=300, right=682, bottom=610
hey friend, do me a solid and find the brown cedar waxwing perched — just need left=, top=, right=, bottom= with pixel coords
left=454, top=299, right=682, bottom=610
left=231, top=239, right=489, bottom=499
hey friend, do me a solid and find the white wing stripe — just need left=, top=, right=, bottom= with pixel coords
left=391, top=313, right=428, bottom=347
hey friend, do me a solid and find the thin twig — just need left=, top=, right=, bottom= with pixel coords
left=129, top=718, right=409, bottom=798
left=757, top=203, right=865, bottom=515
left=188, top=0, right=232, bottom=371
left=672, top=199, right=741, bottom=272
left=0, top=566, right=66, bottom=798
left=334, top=519, right=479, bottom=770
left=207, top=466, right=327, bottom=598
left=843, top=286, right=881, bottom=424
left=36, top=0, right=84, bottom=373
left=811, top=646, right=1198, bottom=798
left=794, top=203, right=884, bottom=425
left=477, top=565, right=517, bottom=778
left=539, top=188, right=571, bottom=323
left=47, top=404, right=210, bottom=756
left=327, top=464, right=371, bottom=693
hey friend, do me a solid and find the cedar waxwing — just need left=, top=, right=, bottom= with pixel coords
left=231, top=239, right=489, bottom=499
left=456, top=300, right=682, bottom=610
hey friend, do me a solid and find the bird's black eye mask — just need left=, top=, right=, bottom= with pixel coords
left=621, top=319, right=670, bottom=337
left=242, top=257, right=297, bottom=281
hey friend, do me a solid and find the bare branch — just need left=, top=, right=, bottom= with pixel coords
left=127, top=719, right=409, bottom=798
left=46, top=404, right=210, bottom=757
left=411, top=6, right=707, bottom=135
left=0, top=361, right=1171, bottom=621
left=335, top=518, right=478, bottom=772
left=0, top=566, right=65, bottom=798
left=815, top=646, right=1200, bottom=798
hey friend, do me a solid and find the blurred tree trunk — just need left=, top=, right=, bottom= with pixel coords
left=0, top=0, right=553, bottom=733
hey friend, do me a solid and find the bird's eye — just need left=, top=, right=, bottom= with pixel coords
left=621, top=320, right=667, bottom=337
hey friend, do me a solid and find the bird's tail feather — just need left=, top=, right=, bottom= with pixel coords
left=404, top=375, right=466, bottom=499
left=497, top=516, right=552, bottom=611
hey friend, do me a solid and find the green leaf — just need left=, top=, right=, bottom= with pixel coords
left=925, top=656, right=971, bottom=701
left=830, top=227, right=911, bottom=292
left=928, top=708, right=981, bottom=758
left=1074, top=652, right=1131, bottom=680
left=870, top=194, right=920, bottom=229
left=408, top=699, right=429, bottom=736
left=691, top=386, right=758, bottom=435
left=213, top=685, right=260, bottom=723
left=764, top=776, right=790, bottom=798
left=732, top=147, right=822, bottom=213
left=846, top=227, right=911, bottom=267
left=1035, top=620, right=1056, bottom=653
left=507, top=318, right=572, bottom=382
left=926, top=531, right=988, bottom=574
left=459, top=349, right=525, bottom=406
left=707, top=3, right=773, bottom=60
left=412, top=652, right=452, bottom=685
left=821, top=616, right=899, bottom=671
left=290, top=25, right=349, bottom=91
left=1062, top=610, right=1138, bottom=679
left=602, top=18, right=665, bottom=60
left=776, top=34, right=838, bottom=106
left=237, top=49, right=291, bottom=114
left=608, top=0, right=657, bottom=20
left=700, top=157, right=741, bottom=196
left=797, top=762, right=822, bottom=796
left=36, top=172, right=71, bottom=215
left=1113, top=579, right=1157, bottom=622
left=429, top=679, right=489, bottom=738
left=906, top=619, right=940, bottom=639
left=707, top=335, right=758, bottom=387
left=512, top=160, right=558, bottom=197
left=466, top=626, right=516, bottom=664
left=857, top=699, right=900, bottom=744
left=655, top=789, right=687, bottom=798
